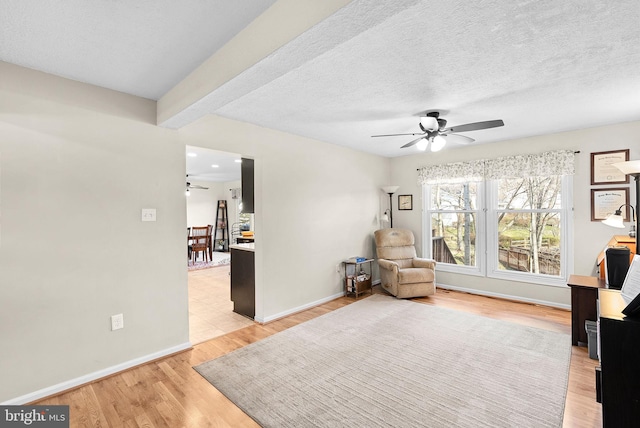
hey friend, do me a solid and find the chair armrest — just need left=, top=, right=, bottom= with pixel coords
left=377, top=258, right=399, bottom=273
left=412, top=258, right=436, bottom=270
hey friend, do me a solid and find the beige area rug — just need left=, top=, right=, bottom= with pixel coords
left=194, top=294, right=570, bottom=428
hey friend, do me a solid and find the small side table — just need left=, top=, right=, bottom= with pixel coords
left=567, top=274, right=605, bottom=346
left=343, top=258, right=374, bottom=298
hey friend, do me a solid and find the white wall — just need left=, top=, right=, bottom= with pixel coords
left=224, top=180, right=243, bottom=236
left=179, top=115, right=390, bottom=321
left=390, top=121, right=640, bottom=307
left=0, top=62, right=190, bottom=402
left=186, top=180, right=225, bottom=228
left=0, top=62, right=391, bottom=402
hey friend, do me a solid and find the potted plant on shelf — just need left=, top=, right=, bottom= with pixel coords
left=217, top=239, right=226, bottom=250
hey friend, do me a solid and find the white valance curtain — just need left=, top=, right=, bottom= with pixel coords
left=417, top=150, right=575, bottom=185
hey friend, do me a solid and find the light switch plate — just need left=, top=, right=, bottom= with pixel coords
left=111, top=313, right=124, bottom=331
left=141, top=208, right=156, bottom=222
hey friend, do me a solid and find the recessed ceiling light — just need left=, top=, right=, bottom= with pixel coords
left=187, top=153, right=197, bottom=157
left=211, top=164, right=219, bottom=168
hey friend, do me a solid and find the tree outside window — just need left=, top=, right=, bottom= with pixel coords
left=429, top=182, right=479, bottom=267
left=495, top=176, right=562, bottom=276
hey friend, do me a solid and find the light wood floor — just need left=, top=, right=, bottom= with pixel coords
left=35, top=286, right=602, bottom=427
left=188, top=264, right=254, bottom=344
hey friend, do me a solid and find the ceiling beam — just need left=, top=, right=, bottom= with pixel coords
left=157, top=0, right=353, bottom=128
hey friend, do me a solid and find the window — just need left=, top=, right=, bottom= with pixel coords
left=487, top=175, right=572, bottom=286
left=420, top=151, right=574, bottom=286
left=426, top=182, right=483, bottom=274
left=236, top=198, right=252, bottom=228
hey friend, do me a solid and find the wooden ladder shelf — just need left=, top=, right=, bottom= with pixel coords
left=214, top=200, right=229, bottom=252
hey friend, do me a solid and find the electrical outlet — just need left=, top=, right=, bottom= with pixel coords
left=111, top=313, right=124, bottom=331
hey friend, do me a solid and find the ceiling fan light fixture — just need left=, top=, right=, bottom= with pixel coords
left=371, top=111, right=504, bottom=152
left=419, top=116, right=438, bottom=131
left=431, top=135, right=446, bottom=152
left=416, top=138, right=428, bottom=151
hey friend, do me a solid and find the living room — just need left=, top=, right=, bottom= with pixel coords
left=1, top=1, right=639, bottom=426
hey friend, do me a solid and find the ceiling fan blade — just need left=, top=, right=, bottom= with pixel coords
left=187, top=182, right=209, bottom=190
left=444, top=134, right=475, bottom=145
left=401, top=136, right=426, bottom=148
left=371, top=132, right=425, bottom=138
left=445, top=119, right=504, bottom=133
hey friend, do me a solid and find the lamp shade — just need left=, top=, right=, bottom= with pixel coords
left=613, top=160, right=640, bottom=175
left=431, top=135, right=446, bottom=152
left=382, top=185, right=400, bottom=194
left=419, top=116, right=438, bottom=131
left=602, top=211, right=625, bottom=228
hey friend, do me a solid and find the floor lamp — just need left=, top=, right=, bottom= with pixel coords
left=381, top=185, right=399, bottom=228
left=604, top=160, right=640, bottom=254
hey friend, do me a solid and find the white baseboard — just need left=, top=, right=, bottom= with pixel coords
left=256, top=280, right=382, bottom=323
left=256, top=291, right=347, bottom=323
left=2, top=342, right=192, bottom=405
left=436, top=282, right=571, bottom=310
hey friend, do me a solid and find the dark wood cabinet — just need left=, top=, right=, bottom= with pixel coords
left=599, top=289, right=640, bottom=427
left=567, top=275, right=605, bottom=346
left=230, top=246, right=255, bottom=319
left=241, top=158, right=254, bottom=213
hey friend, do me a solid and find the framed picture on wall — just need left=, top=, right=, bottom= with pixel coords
left=591, top=187, right=629, bottom=221
left=398, top=194, right=413, bottom=210
left=591, top=149, right=629, bottom=185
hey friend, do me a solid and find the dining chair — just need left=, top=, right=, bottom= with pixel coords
left=187, top=227, right=192, bottom=260
left=207, top=224, right=214, bottom=259
left=191, top=226, right=210, bottom=262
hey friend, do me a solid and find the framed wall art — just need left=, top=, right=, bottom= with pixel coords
left=398, top=194, right=413, bottom=210
left=591, top=187, right=629, bottom=221
left=591, top=149, right=629, bottom=185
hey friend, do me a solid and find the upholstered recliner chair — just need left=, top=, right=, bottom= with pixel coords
left=374, top=228, right=436, bottom=298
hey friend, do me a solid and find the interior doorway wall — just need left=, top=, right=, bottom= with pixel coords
left=186, top=145, right=251, bottom=344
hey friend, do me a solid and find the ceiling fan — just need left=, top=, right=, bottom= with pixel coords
left=372, top=111, right=504, bottom=152
left=186, top=175, right=208, bottom=196
left=186, top=182, right=209, bottom=190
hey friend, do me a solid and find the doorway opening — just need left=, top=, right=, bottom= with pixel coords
left=186, top=145, right=253, bottom=344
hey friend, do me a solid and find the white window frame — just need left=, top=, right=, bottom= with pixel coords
left=486, top=175, right=573, bottom=287
left=422, top=182, right=486, bottom=277
left=422, top=176, right=573, bottom=287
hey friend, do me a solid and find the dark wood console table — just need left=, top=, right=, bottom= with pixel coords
left=567, top=274, right=605, bottom=346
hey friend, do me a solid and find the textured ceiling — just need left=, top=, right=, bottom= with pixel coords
left=2, top=0, right=640, bottom=158
left=209, top=0, right=640, bottom=157
left=0, top=0, right=276, bottom=100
